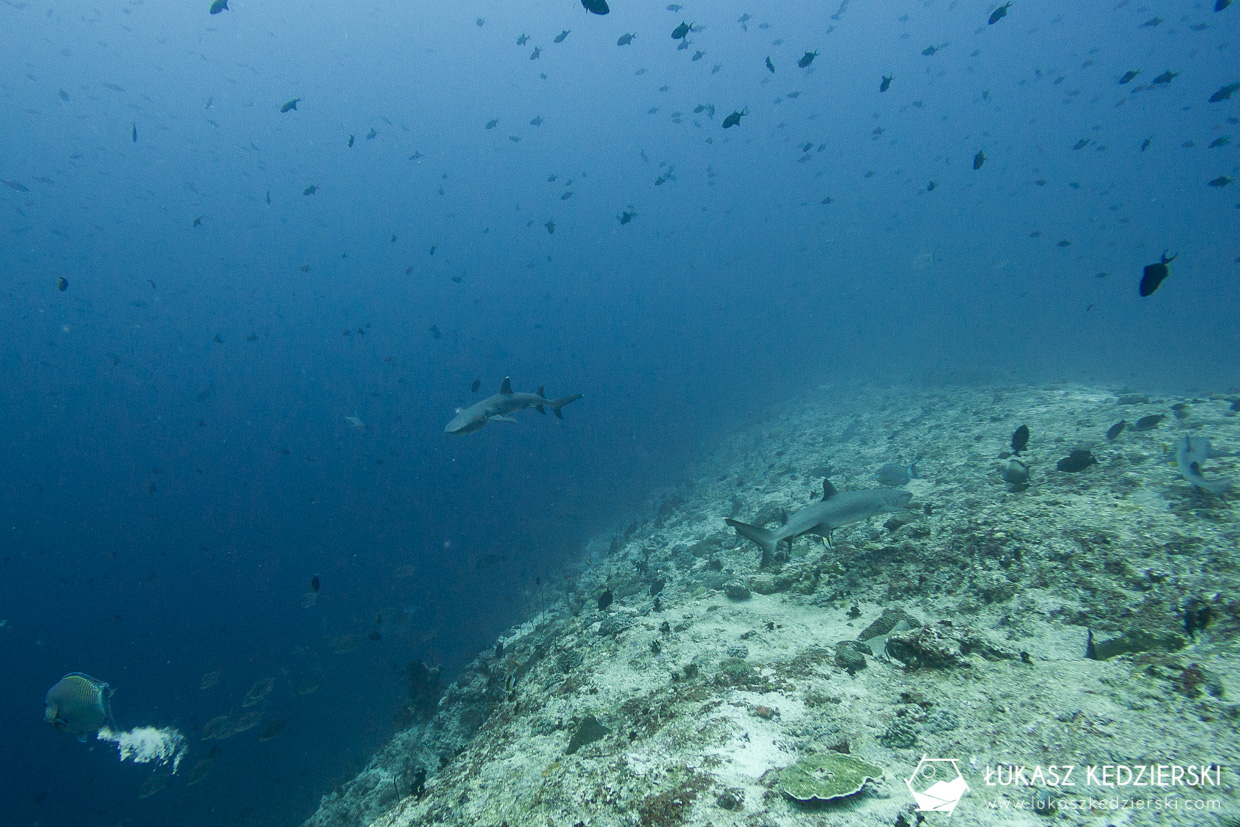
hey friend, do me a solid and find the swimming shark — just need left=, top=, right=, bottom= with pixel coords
left=1174, top=436, right=1233, bottom=495
left=726, top=478, right=913, bottom=563
left=445, top=377, right=583, bottom=435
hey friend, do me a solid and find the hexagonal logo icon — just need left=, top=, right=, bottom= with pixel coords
left=905, top=755, right=969, bottom=815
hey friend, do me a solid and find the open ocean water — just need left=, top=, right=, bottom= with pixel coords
left=1, top=0, right=1236, bottom=825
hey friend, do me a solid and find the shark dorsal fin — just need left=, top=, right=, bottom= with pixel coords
left=536, top=385, right=545, bottom=398
left=500, top=377, right=513, bottom=395
left=822, top=478, right=838, bottom=500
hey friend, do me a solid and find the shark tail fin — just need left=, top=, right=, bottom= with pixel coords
left=725, top=518, right=779, bottom=556
left=549, top=394, right=583, bottom=419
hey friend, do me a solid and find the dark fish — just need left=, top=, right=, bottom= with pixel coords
left=280, top=98, right=301, bottom=113
left=1151, top=70, right=1178, bottom=86
left=545, top=219, right=555, bottom=234
left=1184, top=598, right=1212, bottom=638
left=798, top=50, right=818, bottom=68
left=554, top=30, right=569, bottom=43
left=922, top=44, right=941, bottom=56
left=303, top=184, right=317, bottom=195
left=485, top=119, right=498, bottom=129
left=1118, top=69, right=1140, bottom=84
left=131, top=123, right=137, bottom=142
left=722, top=107, right=748, bottom=128
left=1209, top=137, right=1231, bottom=148
left=530, top=47, right=541, bottom=60
left=209, top=0, right=228, bottom=13
left=1140, top=137, right=1151, bottom=151
left=597, top=588, right=613, bottom=611
left=1140, top=15, right=1162, bottom=27
left=57, top=277, right=68, bottom=291
left=1208, top=175, right=1234, bottom=187
left=671, top=21, right=691, bottom=39
left=530, top=115, right=543, bottom=126
left=618, top=210, right=636, bottom=224
left=581, top=0, right=609, bottom=14
left=988, top=2, right=1011, bottom=24
left=1133, top=414, right=1164, bottom=431
left=347, top=133, right=354, bottom=147
left=58, top=88, right=69, bottom=101
left=1218, top=0, right=1232, bottom=10
left=1105, top=421, right=1126, bottom=441
left=257, top=719, right=288, bottom=741
left=1072, top=138, right=1089, bottom=150
left=310, top=575, right=320, bottom=592
left=1011, top=425, right=1029, bottom=456
left=471, top=379, right=481, bottom=393
left=517, top=34, right=529, bottom=45
left=429, top=324, right=441, bottom=339
left=365, top=128, right=377, bottom=139
left=1056, top=449, right=1096, bottom=473
left=2, top=179, right=30, bottom=192
left=926, top=180, right=936, bottom=191
left=617, top=33, right=635, bottom=46
left=1138, top=250, right=1176, bottom=297
left=880, top=74, right=893, bottom=92
left=973, top=149, right=986, bottom=169
left=765, top=56, right=775, bottom=73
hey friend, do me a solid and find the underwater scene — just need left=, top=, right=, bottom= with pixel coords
left=2, top=0, right=1238, bottom=825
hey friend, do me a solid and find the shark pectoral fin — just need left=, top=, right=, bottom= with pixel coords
left=492, top=416, right=518, bottom=424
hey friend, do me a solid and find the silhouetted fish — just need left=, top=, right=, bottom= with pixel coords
left=471, top=379, right=482, bottom=393
left=1138, top=251, right=1176, bottom=297
left=581, top=0, right=609, bottom=14
left=973, top=149, right=986, bottom=169
left=880, top=74, right=893, bottom=92
left=765, top=56, right=775, bottom=73
left=1118, top=69, right=1140, bottom=84
left=280, top=98, right=301, bottom=113
left=554, top=30, right=570, bottom=43
left=798, top=50, right=818, bottom=68
left=988, top=2, right=1011, bottom=24
left=1011, top=424, right=1029, bottom=456
left=722, top=107, right=748, bottom=128
left=209, top=0, right=228, bottom=13
left=671, top=20, right=691, bottom=39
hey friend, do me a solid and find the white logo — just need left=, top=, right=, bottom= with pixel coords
left=906, top=755, right=970, bottom=815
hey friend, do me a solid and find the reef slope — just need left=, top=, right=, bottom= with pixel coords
left=304, top=383, right=1240, bottom=827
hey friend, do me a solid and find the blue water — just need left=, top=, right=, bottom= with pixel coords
left=1, top=0, right=1236, bottom=824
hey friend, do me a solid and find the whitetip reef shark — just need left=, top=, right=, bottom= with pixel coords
left=445, top=377, right=583, bottom=435
left=726, top=478, right=913, bottom=564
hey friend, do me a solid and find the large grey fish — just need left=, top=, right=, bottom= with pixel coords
left=445, top=377, right=582, bottom=435
left=726, top=478, right=913, bottom=560
left=1175, top=436, right=1232, bottom=495
left=45, top=673, right=114, bottom=740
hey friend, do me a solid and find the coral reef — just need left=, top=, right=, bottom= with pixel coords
left=302, top=383, right=1240, bottom=827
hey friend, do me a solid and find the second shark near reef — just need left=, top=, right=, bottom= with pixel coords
left=445, top=377, right=583, bottom=435
left=726, top=478, right=913, bottom=563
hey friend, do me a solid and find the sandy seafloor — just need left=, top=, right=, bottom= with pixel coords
left=303, top=382, right=1240, bottom=827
